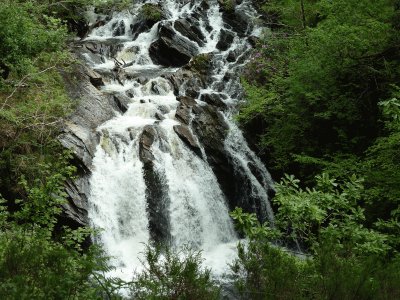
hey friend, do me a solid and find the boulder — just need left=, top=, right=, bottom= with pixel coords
left=177, top=95, right=197, bottom=106
left=112, top=95, right=130, bottom=113
left=131, top=3, right=165, bottom=40
left=173, top=125, right=202, bottom=157
left=174, top=18, right=205, bottom=46
left=149, top=23, right=199, bottom=67
left=175, top=104, right=191, bottom=124
left=112, top=20, right=125, bottom=36
left=220, top=6, right=252, bottom=37
left=200, top=93, right=228, bottom=109
left=216, top=29, right=235, bottom=51
left=248, top=35, right=259, bottom=47
left=87, top=68, right=104, bottom=89
left=139, top=125, right=157, bottom=163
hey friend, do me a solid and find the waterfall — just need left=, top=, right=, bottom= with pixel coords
left=81, top=0, right=274, bottom=281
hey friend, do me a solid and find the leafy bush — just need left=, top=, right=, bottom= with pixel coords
left=130, top=245, right=220, bottom=300
left=139, top=4, right=163, bottom=22
left=230, top=172, right=400, bottom=299
left=0, top=154, right=113, bottom=299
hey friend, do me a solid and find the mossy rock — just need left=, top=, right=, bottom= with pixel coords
left=139, top=3, right=164, bottom=22
left=186, top=53, right=212, bottom=76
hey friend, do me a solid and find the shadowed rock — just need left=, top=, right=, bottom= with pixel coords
left=173, top=125, right=202, bottom=157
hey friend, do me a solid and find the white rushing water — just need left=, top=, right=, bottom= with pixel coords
left=84, top=0, right=274, bottom=282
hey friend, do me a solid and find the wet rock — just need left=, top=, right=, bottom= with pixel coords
left=227, top=48, right=242, bottom=62
left=175, top=104, right=191, bottom=124
left=61, top=176, right=90, bottom=227
left=112, top=20, right=126, bottom=36
left=162, top=69, right=205, bottom=95
left=112, top=95, right=130, bottom=113
left=173, top=125, right=202, bottom=157
left=177, top=95, right=197, bottom=106
left=200, top=93, right=227, bottom=109
left=143, top=164, right=171, bottom=245
left=220, top=5, right=252, bottom=37
left=248, top=35, right=259, bottom=47
left=59, top=61, right=117, bottom=226
left=192, top=104, right=228, bottom=155
left=139, top=125, right=157, bottom=163
left=149, top=22, right=199, bottom=67
left=139, top=125, right=170, bottom=164
left=131, top=3, right=165, bottom=40
left=157, top=105, right=170, bottom=114
left=155, top=112, right=165, bottom=120
left=85, top=43, right=100, bottom=54
left=174, top=18, right=205, bottom=46
left=87, top=69, right=104, bottom=88
left=216, top=29, right=235, bottom=51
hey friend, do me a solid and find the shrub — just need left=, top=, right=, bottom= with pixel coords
left=130, top=245, right=220, bottom=300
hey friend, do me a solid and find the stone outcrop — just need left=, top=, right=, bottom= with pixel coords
left=149, top=22, right=199, bottom=67
left=173, top=125, right=202, bottom=157
left=216, top=29, right=235, bottom=51
left=174, top=18, right=206, bottom=47
left=59, top=57, right=116, bottom=227
left=138, top=125, right=171, bottom=244
left=218, top=0, right=253, bottom=37
left=131, top=3, right=165, bottom=40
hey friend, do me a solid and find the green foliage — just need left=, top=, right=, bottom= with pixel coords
left=0, top=1, right=67, bottom=78
left=130, top=245, right=220, bottom=300
left=230, top=172, right=400, bottom=299
left=188, top=53, right=212, bottom=76
left=0, top=156, right=113, bottom=299
left=220, top=0, right=236, bottom=12
left=139, top=3, right=164, bottom=22
left=240, top=0, right=400, bottom=178
left=230, top=240, right=311, bottom=300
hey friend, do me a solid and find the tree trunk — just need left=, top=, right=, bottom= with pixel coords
left=300, top=0, right=306, bottom=29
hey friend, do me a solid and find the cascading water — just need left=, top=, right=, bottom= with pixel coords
left=81, top=0, right=274, bottom=281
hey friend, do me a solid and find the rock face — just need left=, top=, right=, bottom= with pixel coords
left=59, top=57, right=116, bottom=227
left=174, top=18, right=206, bottom=47
left=149, top=22, right=199, bottom=67
left=173, top=125, right=202, bottom=157
left=216, top=29, right=235, bottom=51
left=138, top=125, right=171, bottom=244
left=131, top=3, right=165, bottom=40
left=219, top=1, right=253, bottom=37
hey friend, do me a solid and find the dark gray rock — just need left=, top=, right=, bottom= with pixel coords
left=220, top=4, right=252, bottom=37
left=173, top=125, right=202, bottom=157
left=112, top=20, right=126, bottom=36
left=149, top=22, right=199, bottom=67
left=155, top=111, right=165, bottom=120
left=248, top=35, right=259, bottom=47
left=59, top=60, right=117, bottom=226
left=175, top=104, right=192, bottom=124
left=87, top=68, right=105, bottom=89
left=200, top=93, right=228, bottom=109
left=143, top=163, right=171, bottom=245
left=139, top=125, right=157, bottom=163
left=216, top=29, right=235, bottom=51
left=112, top=95, right=130, bottom=113
left=174, top=18, right=205, bottom=46
left=177, top=95, right=197, bottom=106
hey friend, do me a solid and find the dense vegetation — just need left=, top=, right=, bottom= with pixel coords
left=235, top=0, right=400, bottom=298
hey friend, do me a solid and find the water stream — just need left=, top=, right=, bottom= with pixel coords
left=83, top=0, right=274, bottom=281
